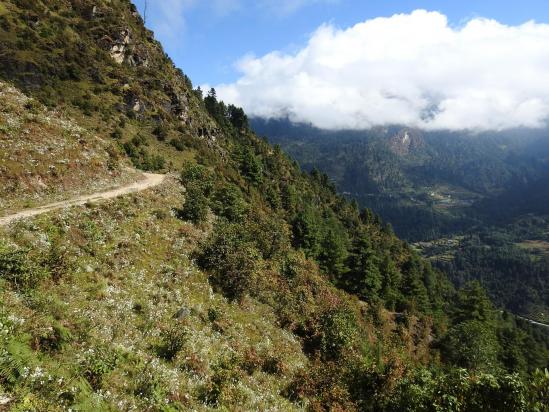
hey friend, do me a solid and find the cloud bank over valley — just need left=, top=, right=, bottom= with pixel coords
left=213, top=10, right=549, bottom=131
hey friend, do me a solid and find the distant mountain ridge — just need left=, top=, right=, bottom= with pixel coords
left=252, top=117, right=549, bottom=235
left=252, top=115, right=549, bottom=328
left=389, top=128, right=425, bottom=156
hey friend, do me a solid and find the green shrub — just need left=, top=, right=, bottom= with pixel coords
left=179, top=163, right=215, bottom=223
left=198, top=222, right=260, bottom=301
left=71, top=96, right=95, bottom=116
left=36, top=319, right=72, bottom=352
left=262, top=355, right=286, bottom=375
left=170, top=138, right=186, bottom=151
left=132, top=133, right=148, bottom=147
left=211, top=243, right=258, bottom=302
left=134, top=368, right=168, bottom=405
left=111, top=128, right=123, bottom=139
left=180, top=163, right=214, bottom=196
left=443, top=320, right=500, bottom=372
left=141, top=152, right=165, bottom=171
left=157, top=326, right=188, bottom=361
left=211, top=184, right=248, bottom=222
left=152, top=209, right=168, bottom=220
left=207, top=306, right=223, bottom=323
left=123, top=141, right=165, bottom=171
left=45, top=238, right=71, bottom=282
left=153, top=124, right=169, bottom=141
left=81, top=347, right=119, bottom=390
left=320, top=308, right=358, bottom=360
left=180, top=186, right=209, bottom=223
left=245, top=211, right=291, bottom=260
left=0, top=243, right=48, bottom=291
left=528, top=369, right=549, bottom=411
left=198, top=356, right=245, bottom=407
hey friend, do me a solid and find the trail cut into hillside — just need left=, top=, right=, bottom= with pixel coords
left=0, top=172, right=166, bottom=226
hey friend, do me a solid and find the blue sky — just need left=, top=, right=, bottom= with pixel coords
left=130, top=1, right=549, bottom=131
left=132, top=0, right=549, bottom=85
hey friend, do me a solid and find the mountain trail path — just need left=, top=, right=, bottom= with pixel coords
left=0, top=173, right=167, bottom=226
left=515, top=315, right=549, bottom=329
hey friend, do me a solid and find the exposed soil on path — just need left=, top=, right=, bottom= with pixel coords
left=0, top=173, right=166, bottom=226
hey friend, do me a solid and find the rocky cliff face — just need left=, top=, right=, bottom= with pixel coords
left=0, top=0, right=211, bottom=143
left=389, top=128, right=425, bottom=156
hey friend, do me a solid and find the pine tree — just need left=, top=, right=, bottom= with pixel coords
left=318, top=228, right=349, bottom=280
left=346, top=234, right=383, bottom=301
left=227, top=104, right=248, bottom=130
left=452, top=281, right=496, bottom=324
left=443, top=281, right=501, bottom=371
left=292, top=207, right=322, bottom=258
left=239, top=147, right=263, bottom=186
left=401, top=256, right=430, bottom=313
left=380, top=254, right=402, bottom=310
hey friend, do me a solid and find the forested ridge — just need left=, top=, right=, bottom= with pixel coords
left=0, top=1, right=547, bottom=410
left=255, top=117, right=549, bottom=325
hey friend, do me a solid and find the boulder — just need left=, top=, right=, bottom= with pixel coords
left=109, top=29, right=131, bottom=65
left=173, top=306, right=191, bottom=320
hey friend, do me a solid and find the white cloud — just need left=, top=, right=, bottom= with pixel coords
left=214, top=10, right=549, bottom=131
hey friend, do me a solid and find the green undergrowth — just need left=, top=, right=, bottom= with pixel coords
left=0, top=179, right=307, bottom=410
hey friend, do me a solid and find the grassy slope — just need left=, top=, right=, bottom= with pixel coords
left=0, top=81, right=139, bottom=213
left=0, top=178, right=306, bottom=409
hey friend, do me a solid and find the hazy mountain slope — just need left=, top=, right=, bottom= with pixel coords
left=253, top=118, right=549, bottom=203
left=253, top=118, right=549, bottom=241
left=0, top=1, right=547, bottom=410
left=252, top=117, right=549, bottom=324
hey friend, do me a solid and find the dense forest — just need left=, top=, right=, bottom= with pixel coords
left=252, top=118, right=549, bottom=239
left=253, top=117, right=549, bottom=325
left=418, top=216, right=549, bottom=324
left=0, top=1, right=547, bottom=410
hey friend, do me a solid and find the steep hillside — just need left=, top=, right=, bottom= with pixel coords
left=0, top=81, right=138, bottom=213
left=0, top=1, right=547, bottom=410
left=252, top=118, right=549, bottom=200
left=0, top=178, right=311, bottom=410
left=251, top=119, right=549, bottom=323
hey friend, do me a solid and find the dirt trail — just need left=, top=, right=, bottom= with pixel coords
left=0, top=173, right=166, bottom=226
left=515, top=315, right=549, bottom=329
